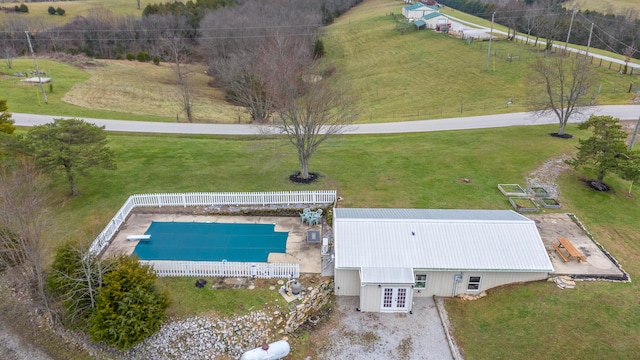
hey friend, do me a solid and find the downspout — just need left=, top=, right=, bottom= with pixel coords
left=451, top=273, right=462, bottom=297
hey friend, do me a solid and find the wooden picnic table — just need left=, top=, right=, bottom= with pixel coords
left=553, top=237, right=586, bottom=262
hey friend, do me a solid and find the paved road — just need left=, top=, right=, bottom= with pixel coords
left=12, top=105, right=640, bottom=135
left=445, top=13, right=640, bottom=70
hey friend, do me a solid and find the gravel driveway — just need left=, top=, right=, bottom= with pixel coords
left=317, top=296, right=455, bottom=360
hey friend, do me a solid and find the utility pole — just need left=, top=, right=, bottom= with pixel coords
left=630, top=115, right=640, bottom=151
left=584, top=23, right=594, bottom=62
left=564, top=7, right=577, bottom=54
left=486, top=12, right=496, bottom=71
left=25, top=31, right=48, bottom=104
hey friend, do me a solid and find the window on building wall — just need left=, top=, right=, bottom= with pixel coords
left=467, top=276, right=481, bottom=291
left=415, top=274, right=427, bottom=289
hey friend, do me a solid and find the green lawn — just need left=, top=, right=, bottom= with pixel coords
left=0, top=0, right=144, bottom=28
left=40, top=122, right=640, bottom=359
left=2, top=0, right=638, bottom=124
left=565, top=0, right=640, bottom=16
left=0, top=59, right=174, bottom=122
left=156, top=278, right=287, bottom=319
left=323, top=0, right=636, bottom=123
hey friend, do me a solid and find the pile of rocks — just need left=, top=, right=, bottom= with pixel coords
left=284, top=280, right=334, bottom=333
left=458, top=291, right=487, bottom=301
left=123, top=311, right=286, bottom=360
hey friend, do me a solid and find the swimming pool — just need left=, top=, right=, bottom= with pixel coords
left=132, top=221, right=288, bottom=262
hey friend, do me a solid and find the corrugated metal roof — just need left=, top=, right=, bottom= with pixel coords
left=334, top=209, right=553, bottom=272
left=413, top=20, right=426, bottom=27
left=361, top=267, right=415, bottom=284
left=421, top=12, right=445, bottom=21
left=335, top=208, right=530, bottom=222
left=404, top=3, right=427, bottom=11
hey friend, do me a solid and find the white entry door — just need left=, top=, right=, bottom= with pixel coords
left=380, top=287, right=409, bottom=312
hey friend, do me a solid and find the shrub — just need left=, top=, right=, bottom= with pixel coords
left=0, top=99, right=16, bottom=135
left=48, top=6, right=56, bottom=15
left=56, top=7, right=65, bottom=16
left=313, top=39, right=325, bottom=59
left=19, top=4, right=28, bottom=13
left=126, top=53, right=135, bottom=61
left=136, top=51, right=150, bottom=62
left=88, top=256, right=169, bottom=349
left=152, top=56, right=160, bottom=65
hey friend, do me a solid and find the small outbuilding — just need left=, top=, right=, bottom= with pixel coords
left=333, top=208, right=553, bottom=313
left=421, top=12, right=451, bottom=30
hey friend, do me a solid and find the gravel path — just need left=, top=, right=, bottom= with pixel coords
left=0, top=316, right=53, bottom=360
left=317, top=297, right=454, bottom=360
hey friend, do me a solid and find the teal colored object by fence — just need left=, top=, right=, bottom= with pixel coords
left=132, top=221, right=288, bottom=262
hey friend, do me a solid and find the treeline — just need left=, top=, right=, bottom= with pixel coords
left=440, top=0, right=640, bottom=59
left=0, top=0, right=361, bottom=60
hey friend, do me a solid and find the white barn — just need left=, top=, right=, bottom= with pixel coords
left=333, top=208, right=554, bottom=313
left=402, top=3, right=439, bottom=20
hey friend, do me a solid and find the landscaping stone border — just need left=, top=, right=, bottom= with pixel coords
left=539, top=197, right=561, bottom=209
left=498, top=184, right=527, bottom=197
left=528, top=186, right=549, bottom=198
left=508, top=197, right=539, bottom=213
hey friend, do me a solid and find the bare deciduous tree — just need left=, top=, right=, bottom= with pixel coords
left=269, top=69, right=358, bottom=180
left=48, top=242, right=115, bottom=325
left=199, top=0, right=321, bottom=123
left=535, top=0, right=565, bottom=51
left=163, top=33, right=196, bottom=122
left=622, top=44, right=636, bottom=75
left=0, top=158, right=55, bottom=322
left=529, top=56, right=595, bottom=137
left=2, top=45, right=17, bottom=69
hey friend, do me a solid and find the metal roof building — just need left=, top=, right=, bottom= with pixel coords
left=333, top=208, right=554, bottom=313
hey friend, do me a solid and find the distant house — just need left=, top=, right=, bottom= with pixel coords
left=333, top=208, right=554, bottom=313
left=402, top=3, right=439, bottom=20
left=420, top=12, right=451, bottom=30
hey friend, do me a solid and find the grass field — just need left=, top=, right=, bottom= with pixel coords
left=320, top=0, right=637, bottom=122
left=2, top=0, right=639, bottom=124
left=565, top=0, right=640, bottom=16
left=0, top=58, right=245, bottom=122
left=42, top=121, right=640, bottom=358
left=4, top=1, right=640, bottom=358
left=0, top=0, right=145, bottom=27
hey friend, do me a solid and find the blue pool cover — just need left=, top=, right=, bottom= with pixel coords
left=132, top=221, right=288, bottom=262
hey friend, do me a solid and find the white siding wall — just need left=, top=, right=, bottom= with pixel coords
left=335, top=269, right=360, bottom=296
left=406, top=9, right=437, bottom=19
left=411, top=271, right=549, bottom=298
left=360, top=285, right=381, bottom=312
left=425, top=16, right=449, bottom=29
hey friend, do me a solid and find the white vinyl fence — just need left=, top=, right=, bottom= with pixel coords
left=88, top=190, right=335, bottom=278
left=141, top=260, right=300, bottom=279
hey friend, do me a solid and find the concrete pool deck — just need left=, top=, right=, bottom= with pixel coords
left=102, top=213, right=324, bottom=274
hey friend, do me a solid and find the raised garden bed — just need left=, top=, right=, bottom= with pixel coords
left=509, top=197, right=539, bottom=213
left=498, top=184, right=527, bottom=197
left=528, top=186, right=549, bottom=198
left=539, top=197, right=561, bottom=209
